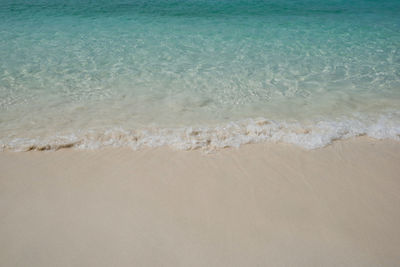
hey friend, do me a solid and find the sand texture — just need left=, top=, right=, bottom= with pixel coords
left=1, top=138, right=400, bottom=266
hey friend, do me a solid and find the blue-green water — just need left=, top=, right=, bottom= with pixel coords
left=1, top=0, right=400, bottom=150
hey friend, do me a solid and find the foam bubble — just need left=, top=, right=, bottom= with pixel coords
left=1, top=113, right=399, bottom=152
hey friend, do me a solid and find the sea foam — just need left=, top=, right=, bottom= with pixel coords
left=2, top=113, right=399, bottom=152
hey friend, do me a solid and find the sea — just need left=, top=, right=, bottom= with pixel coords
left=1, top=0, right=399, bottom=151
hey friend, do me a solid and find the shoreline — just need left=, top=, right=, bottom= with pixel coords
left=1, top=137, right=400, bottom=266
left=2, top=112, right=400, bottom=152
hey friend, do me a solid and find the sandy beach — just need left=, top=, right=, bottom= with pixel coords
left=1, top=137, right=400, bottom=266
left=2, top=0, right=400, bottom=265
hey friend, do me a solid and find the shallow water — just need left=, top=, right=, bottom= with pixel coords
left=1, top=0, right=400, bottom=150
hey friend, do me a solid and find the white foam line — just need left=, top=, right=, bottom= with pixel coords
left=1, top=113, right=400, bottom=152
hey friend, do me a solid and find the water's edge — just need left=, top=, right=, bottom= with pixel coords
left=2, top=113, right=399, bottom=152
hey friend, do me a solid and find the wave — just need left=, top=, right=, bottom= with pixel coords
left=1, top=113, right=400, bottom=152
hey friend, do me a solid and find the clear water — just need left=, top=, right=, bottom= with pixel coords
left=1, top=0, right=400, bottom=150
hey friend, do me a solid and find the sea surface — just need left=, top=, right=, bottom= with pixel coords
left=1, top=0, right=400, bottom=151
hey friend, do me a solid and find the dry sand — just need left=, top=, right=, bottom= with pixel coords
left=1, top=137, right=400, bottom=266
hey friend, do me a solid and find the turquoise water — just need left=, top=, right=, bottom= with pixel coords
left=1, top=0, right=400, bottom=150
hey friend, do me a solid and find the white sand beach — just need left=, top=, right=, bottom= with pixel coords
left=1, top=137, right=400, bottom=266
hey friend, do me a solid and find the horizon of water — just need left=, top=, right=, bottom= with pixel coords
left=1, top=0, right=400, bottom=151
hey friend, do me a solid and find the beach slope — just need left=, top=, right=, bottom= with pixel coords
left=1, top=138, right=400, bottom=266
